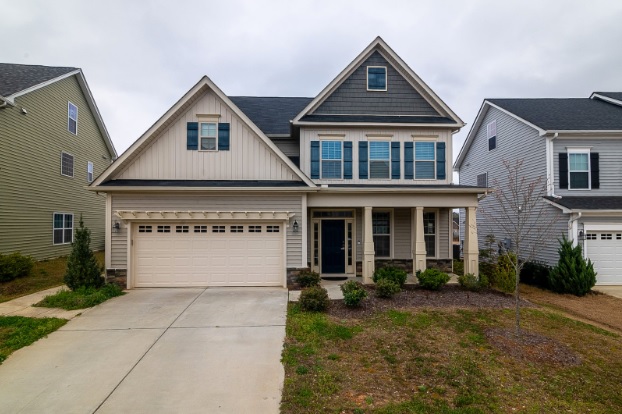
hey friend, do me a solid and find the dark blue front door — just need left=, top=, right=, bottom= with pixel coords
left=321, top=220, right=345, bottom=273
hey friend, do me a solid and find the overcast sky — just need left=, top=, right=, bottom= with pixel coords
left=3, top=0, right=622, bottom=161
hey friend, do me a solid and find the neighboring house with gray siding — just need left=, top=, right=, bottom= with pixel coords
left=455, top=92, right=622, bottom=285
left=0, top=64, right=117, bottom=260
left=91, top=37, right=486, bottom=289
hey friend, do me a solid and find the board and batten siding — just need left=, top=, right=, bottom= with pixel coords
left=114, top=89, right=299, bottom=181
left=553, top=137, right=622, bottom=196
left=109, top=193, right=303, bottom=269
left=458, top=106, right=565, bottom=265
left=0, top=76, right=113, bottom=259
left=300, top=127, right=453, bottom=185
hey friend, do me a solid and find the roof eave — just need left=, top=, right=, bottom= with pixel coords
left=294, top=121, right=463, bottom=128
left=89, top=185, right=316, bottom=193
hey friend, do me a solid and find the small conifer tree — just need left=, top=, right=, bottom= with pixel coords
left=548, top=236, right=596, bottom=296
left=64, top=216, right=104, bottom=290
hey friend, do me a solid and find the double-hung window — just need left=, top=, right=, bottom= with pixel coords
left=53, top=213, right=73, bottom=245
left=321, top=141, right=343, bottom=179
left=68, top=102, right=78, bottom=135
left=87, top=161, right=94, bottom=182
left=372, top=211, right=391, bottom=257
left=487, top=120, right=496, bottom=151
left=568, top=150, right=590, bottom=189
left=415, top=142, right=435, bottom=179
left=200, top=122, right=217, bottom=151
left=369, top=141, right=390, bottom=179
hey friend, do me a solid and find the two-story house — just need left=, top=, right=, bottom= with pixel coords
left=455, top=92, right=622, bottom=285
left=0, top=64, right=117, bottom=260
left=91, top=37, right=485, bottom=289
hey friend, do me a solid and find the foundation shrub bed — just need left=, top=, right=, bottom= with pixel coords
left=373, top=266, right=407, bottom=287
left=0, top=253, right=34, bottom=282
left=299, top=286, right=330, bottom=312
left=416, top=268, right=450, bottom=291
left=296, top=270, right=321, bottom=288
left=375, top=279, right=401, bottom=298
left=340, top=281, right=367, bottom=307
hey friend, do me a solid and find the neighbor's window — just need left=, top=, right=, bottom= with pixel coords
left=321, top=141, right=343, bottom=179
left=487, top=120, right=497, bottom=151
left=423, top=212, right=436, bottom=257
left=87, top=161, right=94, bottom=182
left=61, top=152, right=74, bottom=177
left=68, top=102, right=78, bottom=135
left=568, top=150, right=590, bottom=189
left=476, top=172, right=488, bottom=187
left=415, top=142, right=435, bottom=179
left=372, top=211, right=391, bottom=257
left=200, top=122, right=217, bottom=151
left=53, top=213, right=73, bottom=245
left=369, top=141, right=390, bottom=179
left=367, top=66, right=387, bottom=91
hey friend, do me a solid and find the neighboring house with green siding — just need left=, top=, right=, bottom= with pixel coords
left=0, top=64, right=117, bottom=260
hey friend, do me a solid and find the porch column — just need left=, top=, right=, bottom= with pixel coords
left=412, top=207, right=427, bottom=272
left=463, top=207, right=479, bottom=276
left=362, top=206, right=375, bottom=284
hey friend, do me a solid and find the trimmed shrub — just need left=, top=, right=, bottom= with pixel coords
left=478, top=271, right=491, bottom=289
left=372, top=266, right=408, bottom=287
left=453, top=259, right=464, bottom=276
left=493, top=253, right=516, bottom=293
left=0, top=253, right=34, bottom=282
left=299, top=286, right=330, bottom=312
left=416, top=268, right=450, bottom=290
left=520, top=261, right=551, bottom=289
left=340, top=280, right=367, bottom=307
left=296, top=269, right=321, bottom=288
left=548, top=236, right=596, bottom=296
left=64, top=217, right=104, bottom=290
left=458, top=273, right=480, bottom=291
left=375, top=278, right=401, bottom=298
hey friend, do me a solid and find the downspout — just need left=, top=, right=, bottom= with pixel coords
left=546, top=132, right=560, bottom=198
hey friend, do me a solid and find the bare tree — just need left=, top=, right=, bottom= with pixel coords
left=480, top=159, right=562, bottom=335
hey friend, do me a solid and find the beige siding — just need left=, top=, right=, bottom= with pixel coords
left=300, top=127, right=454, bottom=185
left=109, top=193, right=303, bottom=269
left=115, top=90, right=298, bottom=181
left=393, top=208, right=411, bottom=258
left=0, top=76, right=113, bottom=259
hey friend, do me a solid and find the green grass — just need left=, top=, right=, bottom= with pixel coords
left=0, top=316, right=67, bottom=364
left=281, top=305, right=622, bottom=413
left=34, top=284, right=124, bottom=310
left=0, top=251, right=105, bottom=303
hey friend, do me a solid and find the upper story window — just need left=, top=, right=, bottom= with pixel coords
left=487, top=120, right=496, bottom=151
left=415, top=142, right=435, bottom=179
left=369, top=141, right=390, bottom=179
left=568, top=149, right=590, bottom=189
left=367, top=66, right=387, bottom=91
left=87, top=161, right=94, bottom=182
left=321, top=140, right=343, bottom=179
left=61, top=152, right=74, bottom=177
left=200, top=122, right=217, bottom=151
left=68, top=102, right=78, bottom=135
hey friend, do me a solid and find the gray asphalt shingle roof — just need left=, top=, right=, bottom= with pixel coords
left=545, top=196, right=622, bottom=210
left=229, top=96, right=312, bottom=135
left=0, top=63, right=77, bottom=97
left=488, top=98, right=622, bottom=131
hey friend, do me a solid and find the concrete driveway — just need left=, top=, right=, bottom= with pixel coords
left=0, top=287, right=287, bottom=413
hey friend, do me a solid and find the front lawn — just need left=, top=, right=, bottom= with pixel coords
left=0, top=251, right=105, bottom=303
left=0, top=316, right=67, bottom=364
left=35, top=284, right=124, bottom=310
left=282, top=297, right=622, bottom=413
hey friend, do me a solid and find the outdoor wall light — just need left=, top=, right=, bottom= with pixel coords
left=293, top=220, right=299, bottom=233
left=112, top=221, right=120, bottom=233
left=578, top=230, right=585, bottom=241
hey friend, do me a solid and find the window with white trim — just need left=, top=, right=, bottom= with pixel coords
left=415, top=142, right=435, bottom=179
left=369, top=141, right=390, bottom=179
left=87, top=161, right=94, bottom=182
left=423, top=212, right=436, bottom=257
left=367, top=66, right=387, bottom=91
left=487, top=120, right=496, bottom=151
left=199, top=122, right=217, bottom=151
left=321, top=140, right=342, bottom=179
left=68, top=102, right=78, bottom=135
left=53, top=213, right=73, bottom=244
left=61, top=152, right=74, bottom=177
left=372, top=211, right=391, bottom=257
left=568, top=149, right=590, bottom=189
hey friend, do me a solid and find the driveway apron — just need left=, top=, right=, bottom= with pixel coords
left=0, top=287, right=288, bottom=414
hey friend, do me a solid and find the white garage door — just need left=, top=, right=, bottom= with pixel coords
left=585, top=232, right=622, bottom=285
left=133, top=223, right=284, bottom=287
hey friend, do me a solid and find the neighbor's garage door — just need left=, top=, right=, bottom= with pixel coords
left=585, top=232, right=622, bottom=285
left=133, top=223, right=283, bottom=287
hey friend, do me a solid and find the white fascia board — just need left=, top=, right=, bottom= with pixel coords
left=316, top=186, right=486, bottom=194
left=295, top=121, right=463, bottom=129
left=584, top=223, right=622, bottom=231
left=546, top=130, right=622, bottom=136
left=542, top=197, right=572, bottom=213
left=88, top=186, right=317, bottom=193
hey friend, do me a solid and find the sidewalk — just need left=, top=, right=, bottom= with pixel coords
left=0, top=286, right=85, bottom=319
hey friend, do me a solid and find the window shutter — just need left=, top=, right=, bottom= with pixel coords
left=344, top=141, right=353, bottom=179
left=218, top=123, right=230, bottom=151
left=559, top=153, right=568, bottom=189
left=436, top=142, right=446, bottom=180
left=310, top=141, right=320, bottom=179
left=186, top=122, right=198, bottom=150
left=404, top=142, right=413, bottom=179
left=358, top=141, right=368, bottom=179
left=590, top=152, right=600, bottom=189
left=391, top=142, right=400, bottom=179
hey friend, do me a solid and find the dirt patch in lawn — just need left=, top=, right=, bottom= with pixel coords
left=520, top=284, right=622, bottom=333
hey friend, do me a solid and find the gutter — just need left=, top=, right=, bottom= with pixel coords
left=0, top=95, right=14, bottom=108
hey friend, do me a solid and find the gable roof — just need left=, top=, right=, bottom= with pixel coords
left=0, top=63, right=117, bottom=158
left=91, top=76, right=316, bottom=188
left=229, top=96, right=312, bottom=136
left=292, top=37, right=464, bottom=127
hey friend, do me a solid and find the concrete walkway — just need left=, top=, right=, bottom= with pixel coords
left=0, top=286, right=84, bottom=319
left=594, top=285, right=622, bottom=299
left=0, top=287, right=288, bottom=413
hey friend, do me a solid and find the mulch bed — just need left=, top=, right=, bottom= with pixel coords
left=327, top=284, right=535, bottom=319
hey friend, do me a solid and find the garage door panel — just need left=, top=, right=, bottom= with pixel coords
left=586, top=232, right=622, bottom=285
